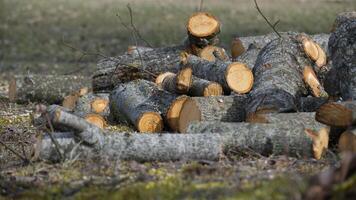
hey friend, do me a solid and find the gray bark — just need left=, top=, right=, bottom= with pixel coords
left=234, top=44, right=260, bottom=69
left=296, top=97, right=328, bottom=112
left=9, top=75, right=91, bottom=104
left=188, top=76, right=223, bottom=96
left=73, top=92, right=110, bottom=119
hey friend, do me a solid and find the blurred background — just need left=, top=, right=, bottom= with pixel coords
left=0, top=0, right=355, bottom=75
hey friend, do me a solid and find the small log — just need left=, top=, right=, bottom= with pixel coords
left=109, top=80, right=180, bottom=132
left=303, top=66, right=328, bottom=97
left=181, top=53, right=253, bottom=94
left=8, top=75, right=91, bottom=104
left=234, top=43, right=260, bottom=69
left=316, top=101, right=356, bottom=127
left=186, top=121, right=329, bottom=159
left=178, top=95, right=246, bottom=132
left=296, top=97, right=328, bottom=112
left=198, top=45, right=229, bottom=62
left=188, top=77, right=223, bottom=97
left=62, top=87, right=90, bottom=110
left=93, top=45, right=186, bottom=92
left=84, top=114, right=106, bottom=129
left=328, top=12, right=356, bottom=100
left=339, top=129, right=356, bottom=153
left=231, top=37, right=246, bottom=60
left=155, top=67, right=193, bottom=94
left=166, top=95, right=189, bottom=132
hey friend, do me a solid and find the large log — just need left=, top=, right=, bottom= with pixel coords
left=181, top=53, right=254, bottom=94
left=246, top=33, right=327, bottom=116
left=316, top=101, right=356, bottom=127
left=109, top=79, right=180, bottom=132
left=8, top=75, right=91, bottom=104
left=328, top=12, right=356, bottom=100
left=92, top=45, right=186, bottom=92
left=186, top=121, right=329, bottom=159
left=178, top=95, right=247, bottom=132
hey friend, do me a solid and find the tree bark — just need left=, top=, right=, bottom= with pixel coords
left=109, top=79, right=178, bottom=132
left=296, top=97, right=328, bottom=112
left=181, top=54, right=253, bottom=94
left=246, top=112, right=324, bottom=126
left=8, top=75, right=91, bottom=104
left=188, top=77, right=223, bottom=97
left=178, top=95, right=247, bottom=132
left=328, top=12, right=356, bottom=100
left=92, top=45, right=187, bottom=92
left=246, top=33, right=324, bottom=116
left=186, top=121, right=329, bottom=159
left=233, top=44, right=260, bottom=69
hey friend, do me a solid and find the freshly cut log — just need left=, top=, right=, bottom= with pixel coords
left=231, top=37, right=246, bottom=60
left=93, top=45, right=186, bottom=92
left=110, top=80, right=180, bottom=132
left=178, top=96, right=246, bottom=132
left=198, top=45, right=228, bottom=62
left=188, top=77, right=223, bottom=97
left=186, top=121, right=329, bottom=159
left=316, top=101, right=356, bottom=127
left=72, top=92, right=110, bottom=121
left=155, top=67, right=193, bottom=94
left=328, top=12, right=356, bottom=100
left=303, top=66, right=328, bottom=97
left=181, top=53, right=253, bottom=94
left=246, top=33, right=322, bottom=115
left=166, top=95, right=189, bottom=132
left=84, top=114, right=106, bottom=129
left=62, top=87, right=90, bottom=110
left=298, top=35, right=327, bottom=68
left=187, top=12, right=220, bottom=38
left=8, top=75, right=91, bottom=104
left=35, top=122, right=328, bottom=162
left=339, top=129, right=356, bottom=153
left=296, top=97, right=328, bottom=112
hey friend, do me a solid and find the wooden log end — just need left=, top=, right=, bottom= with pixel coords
left=85, top=114, right=106, bottom=129
left=178, top=98, right=201, bottom=133
left=78, top=87, right=90, bottom=96
left=91, top=98, right=109, bottom=114
left=316, top=103, right=353, bottom=127
left=167, top=96, right=189, bottom=132
left=301, top=37, right=319, bottom=61
left=155, top=72, right=175, bottom=86
left=303, top=66, right=328, bottom=98
left=187, top=12, right=220, bottom=37
left=338, top=130, right=356, bottom=153
left=203, top=82, right=223, bottom=96
left=62, top=94, right=79, bottom=110
left=315, top=44, right=327, bottom=68
left=231, top=37, right=246, bottom=60
left=305, top=127, right=329, bottom=160
left=176, top=67, right=193, bottom=92
left=226, top=62, right=254, bottom=94
left=198, top=45, right=228, bottom=62
left=137, top=112, right=163, bottom=133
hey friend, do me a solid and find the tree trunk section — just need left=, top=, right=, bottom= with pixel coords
left=316, top=101, right=356, bottom=127
left=188, top=77, right=223, bottom=97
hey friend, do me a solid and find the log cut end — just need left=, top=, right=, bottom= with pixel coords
left=315, top=44, right=327, bottom=68
left=199, top=46, right=228, bottom=62
left=155, top=72, right=175, bottom=86
left=137, top=112, right=163, bottom=133
left=203, top=82, right=223, bottom=96
left=178, top=98, right=201, bottom=133
left=316, top=103, right=353, bottom=127
left=303, top=66, right=328, bottom=98
left=187, top=12, right=220, bottom=37
left=226, top=62, right=254, bottom=94
left=176, top=67, right=193, bottom=92
left=231, top=37, right=245, bottom=60
left=85, top=114, right=106, bottom=129
left=167, top=96, right=189, bottom=131
left=62, top=87, right=89, bottom=110
left=338, top=130, right=356, bottom=153
left=301, top=37, right=319, bottom=61
left=91, top=98, right=109, bottom=114
left=305, top=127, right=329, bottom=160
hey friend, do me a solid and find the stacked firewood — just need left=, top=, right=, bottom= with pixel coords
left=9, top=12, right=355, bottom=162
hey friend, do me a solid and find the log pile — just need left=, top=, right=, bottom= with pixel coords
left=9, top=11, right=355, bottom=162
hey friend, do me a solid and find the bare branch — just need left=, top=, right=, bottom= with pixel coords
left=199, top=0, right=204, bottom=11
left=254, top=0, right=281, bottom=38
left=44, top=113, right=64, bottom=162
left=0, top=140, right=30, bottom=164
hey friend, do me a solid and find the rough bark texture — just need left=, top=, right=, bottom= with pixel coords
left=8, top=75, right=91, bottom=104
left=92, top=45, right=186, bottom=92
left=296, top=97, right=328, bottom=112
left=234, top=44, right=260, bottom=69
left=188, top=76, right=223, bottom=97
left=109, top=79, right=178, bottom=131
left=246, top=33, right=315, bottom=115
left=178, top=95, right=247, bottom=132
left=73, top=92, right=110, bottom=120
left=328, top=12, right=356, bottom=100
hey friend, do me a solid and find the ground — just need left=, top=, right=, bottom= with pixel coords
left=1, top=0, right=356, bottom=199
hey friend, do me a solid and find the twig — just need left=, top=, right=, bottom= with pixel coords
left=254, top=0, right=281, bottom=38
left=44, top=113, right=64, bottom=161
left=0, top=140, right=30, bottom=164
left=199, top=0, right=204, bottom=11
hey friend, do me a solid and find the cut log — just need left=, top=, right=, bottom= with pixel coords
left=93, top=45, right=186, bottom=92
left=8, top=75, right=91, bottom=104
left=246, top=33, right=322, bottom=115
left=339, top=129, right=356, bottom=153
left=234, top=44, right=260, bottom=69
left=188, top=77, right=223, bottom=97
left=198, top=45, right=229, bottom=62
left=246, top=112, right=324, bottom=126
left=166, top=95, right=189, bottom=132
left=328, top=12, right=356, bottom=100
left=296, top=97, right=328, bottom=112
left=72, top=93, right=110, bottom=118
left=186, top=121, right=329, bottom=159
left=187, top=12, right=220, bottom=38
left=62, top=87, right=90, bottom=110
left=303, top=66, right=328, bottom=97
left=155, top=67, right=193, bottom=94
left=316, top=101, right=356, bottom=127
left=231, top=37, right=246, bottom=60
left=84, top=114, right=106, bottom=129
left=178, top=95, right=246, bottom=132
left=181, top=53, right=253, bottom=94
left=110, top=79, right=181, bottom=132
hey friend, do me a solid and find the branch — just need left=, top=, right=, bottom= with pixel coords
left=0, top=140, right=30, bottom=164
left=44, top=113, right=64, bottom=162
left=199, top=0, right=204, bottom=11
left=254, top=0, right=281, bottom=38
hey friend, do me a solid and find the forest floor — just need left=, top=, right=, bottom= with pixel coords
left=1, top=0, right=356, bottom=199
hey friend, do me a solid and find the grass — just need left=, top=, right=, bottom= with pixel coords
left=1, top=0, right=355, bottom=74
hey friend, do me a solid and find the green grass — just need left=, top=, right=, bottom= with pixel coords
left=1, top=0, right=355, bottom=74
